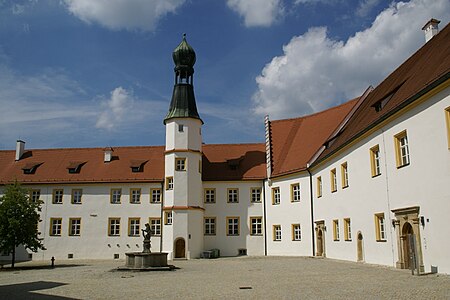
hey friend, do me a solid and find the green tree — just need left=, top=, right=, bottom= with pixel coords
left=0, top=181, right=45, bottom=268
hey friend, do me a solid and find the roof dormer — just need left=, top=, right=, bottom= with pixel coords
left=22, top=162, right=42, bottom=174
left=67, top=161, right=85, bottom=174
left=130, top=160, right=148, bottom=173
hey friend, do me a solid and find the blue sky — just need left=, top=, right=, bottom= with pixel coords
left=0, top=0, right=448, bottom=150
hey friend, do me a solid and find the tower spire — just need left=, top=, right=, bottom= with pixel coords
left=164, top=34, right=202, bottom=124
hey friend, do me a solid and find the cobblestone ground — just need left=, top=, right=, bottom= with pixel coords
left=0, top=256, right=449, bottom=299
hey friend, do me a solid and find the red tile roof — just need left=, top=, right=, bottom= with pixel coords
left=269, top=99, right=358, bottom=177
left=202, top=143, right=266, bottom=181
left=316, top=22, right=450, bottom=164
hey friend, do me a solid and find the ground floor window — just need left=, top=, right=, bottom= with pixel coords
left=50, top=218, right=62, bottom=236
left=109, top=218, right=120, bottom=236
left=128, top=218, right=140, bottom=236
left=204, top=217, right=216, bottom=235
left=150, top=218, right=161, bottom=236
left=273, top=225, right=281, bottom=241
left=69, top=218, right=81, bottom=236
left=227, top=217, right=240, bottom=236
left=292, top=224, right=301, bottom=241
left=250, top=217, right=262, bottom=235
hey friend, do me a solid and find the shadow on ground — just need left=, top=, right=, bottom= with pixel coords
left=0, top=281, right=75, bottom=299
left=0, top=264, right=86, bottom=271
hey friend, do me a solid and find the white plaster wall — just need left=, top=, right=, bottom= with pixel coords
left=165, top=119, right=202, bottom=151
left=21, top=183, right=163, bottom=261
left=313, top=87, right=450, bottom=273
left=265, top=174, right=313, bottom=256
left=203, top=181, right=265, bottom=256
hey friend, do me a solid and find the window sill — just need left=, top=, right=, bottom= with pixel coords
left=130, top=202, right=141, bottom=204
left=376, top=239, right=387, bottom=242
left=110, top=202, right=121, bottom=204
left=291, top=200, right=301, bottom=203
left=227, top=234, right=240, bottom=236
left=71, top=203, right=82, bottom=205
left=204, top=234, right=216, bottom=236
left=345, top=239, right=352, bottom=242
left=333, top=239, right=339, bottom=241
left=272, top=203, right=280, bottom=205
left=250, top=234, right=263, bottom=236
left=371, top=173, right=381, bottom=178
left=396, top=162, right=410, bottom=169
left=342, top=185, right=349, bottom=189
left=273, top=240, right=281, bottom=242
left=150, top=202, right=161, bottom=204
left=292, top=239, right=301, bottom=242
left=331, top=190, right=337, bottom=193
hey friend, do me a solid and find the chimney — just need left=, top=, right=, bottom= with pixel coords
left=422, top=18, right=440, bottom=43
left=15, top=140, right=25, bottom=161
left=104, top=147, right=113, bottom=163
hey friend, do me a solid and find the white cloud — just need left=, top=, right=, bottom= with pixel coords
left=227, top=0, right=283, bottom=27
left=63, top=0, right=185, bottom=31
left=356, top=0, right=381, bottom=17
left=96, top=87, right=134, bottom=130
left=253, top=0, right=450, bottom=120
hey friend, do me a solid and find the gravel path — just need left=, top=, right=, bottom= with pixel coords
left=1, top=256, right=449, bottom=299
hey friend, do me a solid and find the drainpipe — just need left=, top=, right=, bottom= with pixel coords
left=262, top=179, right=268, bottom=256
left=307, top=166, right=315, bottom=256
left=160, top=181, right=164, bottom=252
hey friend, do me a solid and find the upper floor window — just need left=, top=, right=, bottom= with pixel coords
left=151, top=188, right=161, bottom=203
left=317, top=177, right=322, bottom=198
left=330, top=169, right=337, bottom=192
left=227, top=188, right=239, bottom=203
left=375, top=213, right=386, bottom=241
left=341, top=163, right=348, bottom=188
left=272, top=187, right=280, bottom=205
left=110, top=189, right=121, bottom=204
left=250, top=217, right=263, bottom=236
left=204, top=188, right=216, bottom=203
left=394, top=130, right=410, bottom=168
left=165, top=211, right=173, bottom=225
left=175, top=158, right=186, bottom=171
left=370, top=145, right=381, bottom=177
left=291, top=183, right=300, bottom=202
left=30, top=189, right=40, bottom=203
left=71, top=189, right=82, bottom=204
left=251, top=188, right=261, bottom=203
left=178, top=124, right=184, bottom=132
left=445, top=107, right=450, bottom=148
left=130, top=188, right=141, bottom=204
left=53, top=189, right=63, bottom=204
left=166, top=177, right=174, bottom=190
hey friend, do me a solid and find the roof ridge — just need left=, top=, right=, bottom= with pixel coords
left=0, top=145, right=166, bottom=152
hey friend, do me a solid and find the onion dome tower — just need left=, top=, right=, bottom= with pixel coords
left=164, top=34, right=202, bottom=123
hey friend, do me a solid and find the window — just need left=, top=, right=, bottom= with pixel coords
left=150, top=188, right=161, bottom=203
left=165, top=211, right=173, bottom=225
left=273, top=225, right=281, bottom=241
left=128, top=218, right=140, bottom=236
left=204, top=188, right=216, bottom=203
left=227, top=188, right=239, bottom=203
left=166, top=177, right=173, bottom=190
left=375, top=213, right=386, bottom=241
left=370, top=145, right=381, bottom=177
left=30, top=189, right=40, bottom=203
left=150, top=218, right=161, bottom=236
left=317, top=177, right=322, bottom=198
left=226, top=217, right=239, bottom=236
left=204, top=217, right=216, bottom=235
left=108, top=218, right=120, bottom=236
left=71, top=189, right=82, bottom=204
left=178, top=124, right=184, bottom=132
left=341, top=162, right=348, bottom=188
left=69, top=218, right=81, bottom=236
left=198, top=160, right=202, bottom=173
left=175, top=158, right=186, bottom=171
left=110, top=189, right=121, bottom=204
left=250, top=217, right=262, bottom=235
left=291, top=183, right=300, bottom=202
left=272, top=187, right=280, bottom=205
left=292, top=224, right=301, bottom=241
left=344, top=218, right=351, bottom=241
left=394, top=130, right=410, bottom=167
left=333, top=219, right=340, bottom=241
left=50, top=218, right=62, bottom=236
left=130, top=188, right=141, bottom=204
left=251, top=188, right=261, bottom=203
left=53, top=189, right=63, bottom=204
left=446, top=107, right=450, bottom=148
left=330, top=169, right=337, bottom=192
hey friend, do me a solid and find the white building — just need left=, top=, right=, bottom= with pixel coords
left=1, top=22, right=449, bottom=274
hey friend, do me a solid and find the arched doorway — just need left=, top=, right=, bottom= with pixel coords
left=174, top=238, right=186, bottom=258
left=402, top=222, right=414, bottom=269
left=317, top=229, right=324, bottom=257
left=357, top=231, right=364, bottom=262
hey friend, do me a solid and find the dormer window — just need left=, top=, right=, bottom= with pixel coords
left=22, top=162, right=42, bottom=174
left=130, top=160, right=147, bottom=173
left=227, top=158, right=242, bottom=170
left=372, top=81, right=405, bottom=112
left=67, top=161, right=85, bottom=174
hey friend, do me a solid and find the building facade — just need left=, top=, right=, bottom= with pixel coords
left=1, top=22, right=449, bottom=274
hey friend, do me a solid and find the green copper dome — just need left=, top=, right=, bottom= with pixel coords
left=172, top=33, right=196, bottom=67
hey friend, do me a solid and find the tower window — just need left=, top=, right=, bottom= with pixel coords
left=175, top=158, right=186, bottom=171
left=178, top=124, right=184, bottom=132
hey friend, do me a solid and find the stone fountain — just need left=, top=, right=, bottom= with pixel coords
left=119, top=223, right=174, bottom=271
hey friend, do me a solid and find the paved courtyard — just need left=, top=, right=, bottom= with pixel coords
left=0, top=256, right=449, bottom=299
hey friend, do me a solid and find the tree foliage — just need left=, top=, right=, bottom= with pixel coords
left=0, top=181, right=45, bottom=267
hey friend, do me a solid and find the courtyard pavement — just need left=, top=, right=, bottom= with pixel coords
left=0, top=256, right=449, bottom=299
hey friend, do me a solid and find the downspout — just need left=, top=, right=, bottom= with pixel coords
left=262, top=179, right=268, bottom=256
left=307, top=166, right=315, bottom=256
left=160, top=181, right=164, bottom=252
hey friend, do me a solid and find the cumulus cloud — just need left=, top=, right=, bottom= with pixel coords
left=227, top=0, right=283, bottom=27
left=96, top=87, right=134, bottom=130
left=253, top=0, right=450, bottom=119
left=356, top=0, right=381, bottom=17
left=63, top=0, right=185, bottom=31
